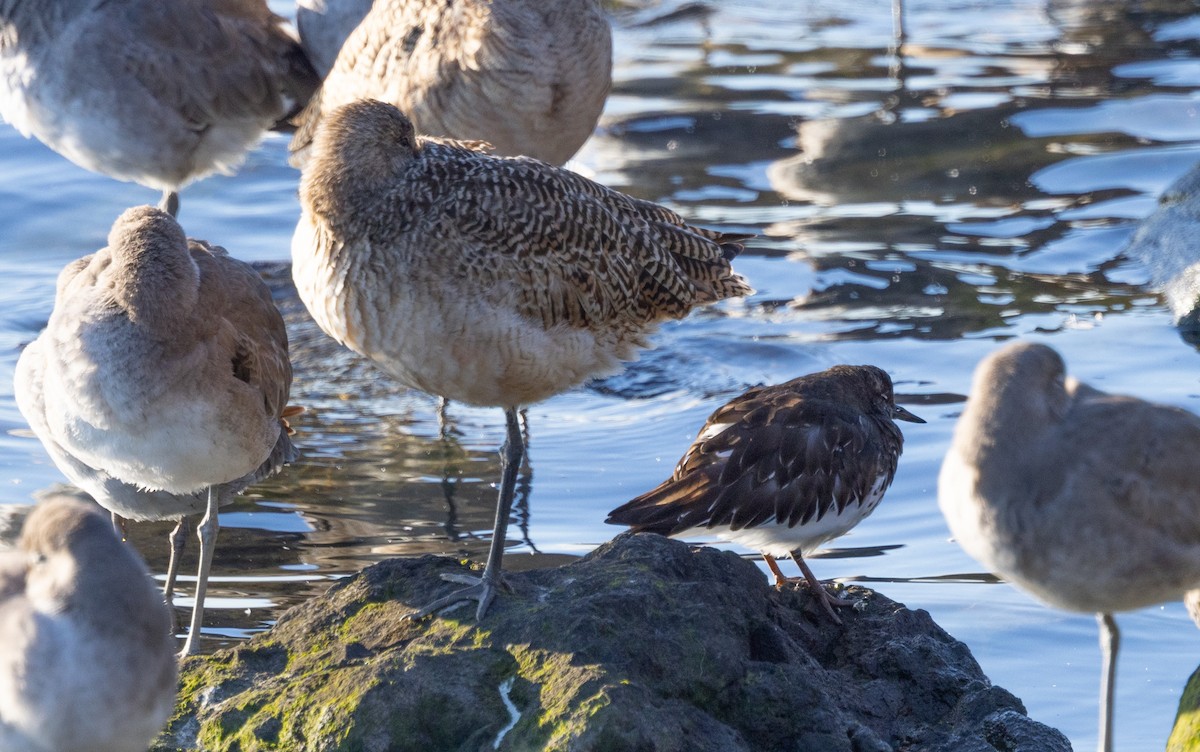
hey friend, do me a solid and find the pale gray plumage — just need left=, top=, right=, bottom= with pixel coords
left=15, top=205, right=297, bottom=655
left=0, top=0, right=318, bottom=215
left=292, top=99, right=751, bottom=619
left=290, top=0, right=612, bottom=166
left=938, top=341, right=1200, bottom=752
left=0, top=496, right=176, bottom=752
left=295, top=0, right=374, bottom=77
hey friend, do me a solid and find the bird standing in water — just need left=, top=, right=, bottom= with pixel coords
left=939, top=341, right=1200, bottom=752
left=292, top=99, right=752, bottom=620
left=0, top=0, right=318, bottom=215
left=15, top=206, right=297, bottom=655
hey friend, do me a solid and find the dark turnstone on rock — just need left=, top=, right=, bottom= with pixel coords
left=606, top=365, right=924, bottom=624
left=0, top=496, right=176, bottom=751
left=14, top=206, right=298, bottom=655
left=291, top=99, right=752, bottom=621
left=938, top=340, right=1200, bottom=752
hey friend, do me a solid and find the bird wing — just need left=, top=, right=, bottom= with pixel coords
left=1054, top=391, right=1200, bottom=548
left=401, top=143, right=751, bottom=333
left=190, top=240, right=293, bottom=424
left=78, top=0, right=314, bottom=132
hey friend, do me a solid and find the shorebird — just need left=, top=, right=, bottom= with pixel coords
left=289, top=0, right=612, bottom=166
left=606, top=366, right=924, bottom=623
left=14, top=205, right=297, bottom=655
left=0, top=0, right=318, bottom=216
left=292, top=98, right=752, bottom=619
left=938, top=341, right=1200, bottom=752
left=0, top=495, right=177, bottom=751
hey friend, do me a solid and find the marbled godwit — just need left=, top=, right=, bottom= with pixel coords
left=0, top=0, right=318, bottom=215
left=939, top=341, right=1200, bottom=752
left=290, top=0, right=611, bottom=166
left=14, top=206, right=297, bottom=655
left=607, top=366, right=924, bottom=623
left=292, top=99, right=751, bottom=619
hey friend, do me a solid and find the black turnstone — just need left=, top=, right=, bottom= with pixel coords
left=607, top=364, right=924, bottom=623
left=938, top=340, right=1200, bottom=752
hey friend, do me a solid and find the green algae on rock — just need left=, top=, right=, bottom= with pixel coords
left=154, top=533, right=1070, bottom=751
left=1169, top=666, right=1200, bottom=752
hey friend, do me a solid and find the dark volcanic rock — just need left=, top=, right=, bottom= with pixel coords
left=154, top=533, right=1069, bottom=752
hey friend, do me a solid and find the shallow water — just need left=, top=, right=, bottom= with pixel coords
left=3, top=0, right=1200, bottom=748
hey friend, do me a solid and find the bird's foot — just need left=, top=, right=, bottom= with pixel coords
left=776, top=576, right=854, bottom=624
left=403, top=571, right=510, bottom=622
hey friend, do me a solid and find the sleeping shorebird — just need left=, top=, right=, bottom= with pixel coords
left=0, top=0, right=318, bottom=216
left=606, top=366, right=924, bottom=623
left=939, top=341, right=1200, bottom=752
left=0, top=495, right=176, bottom=751
left=292, top=98, right=752, bottom=619
left=289, top=0, right=612, bottom=167
left=14, top=206, right=298, bottom=655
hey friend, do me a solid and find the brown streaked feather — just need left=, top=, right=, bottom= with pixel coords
left=607, top=366, right=908, bottom=537
left=373, top=138, right=753, bottom=334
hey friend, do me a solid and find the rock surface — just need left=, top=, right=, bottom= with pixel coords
left=1123, top=161, right=1200, bottom=330
left=1170, top=665, right=1200, bottom=751
left=153, top=533, right=1070, bottom=752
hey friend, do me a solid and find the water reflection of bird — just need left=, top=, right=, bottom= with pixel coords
left=14, top=206, right=298, bottom=655
left=0, top=495, right=176, bottom=751
left=607, top=366, right=923, bottom=623
left=289, top=0, right=612, bottom=167
left=293, top=99, right=752, bottom=619
left=939, top=341, right=1200, bottom=752
left=0, top=0, right=318, bottom=216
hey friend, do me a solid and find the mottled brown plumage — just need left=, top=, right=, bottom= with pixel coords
left=292, top=98, right=751, bottom=619
left=294, top=99, right=752, bottom=408
left=608, top=366, right=923, bottom=622
left=290, top=0, right=612, bottom=166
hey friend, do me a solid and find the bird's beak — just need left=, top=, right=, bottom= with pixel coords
left=892, top=404, right=926, bottom=423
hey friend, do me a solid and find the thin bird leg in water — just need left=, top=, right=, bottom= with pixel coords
left=163, top=518, right=188, bottom=603
left=179, top=487, right=220, bottom=656
left=788, top=551, right=855, bottom=625
left=1097, top=613, right=1119, bottom=752
left=162, top=518, right=188, bottom=634
left=407, top=407, right=523, bottom=621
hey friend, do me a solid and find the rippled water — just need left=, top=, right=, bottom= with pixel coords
left=4, top=0, right=1200, bottom=748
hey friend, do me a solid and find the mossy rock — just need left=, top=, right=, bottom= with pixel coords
left=153, top=533, right=1069, bottom=751
left=1169, top=665, right=1200, bottom=752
